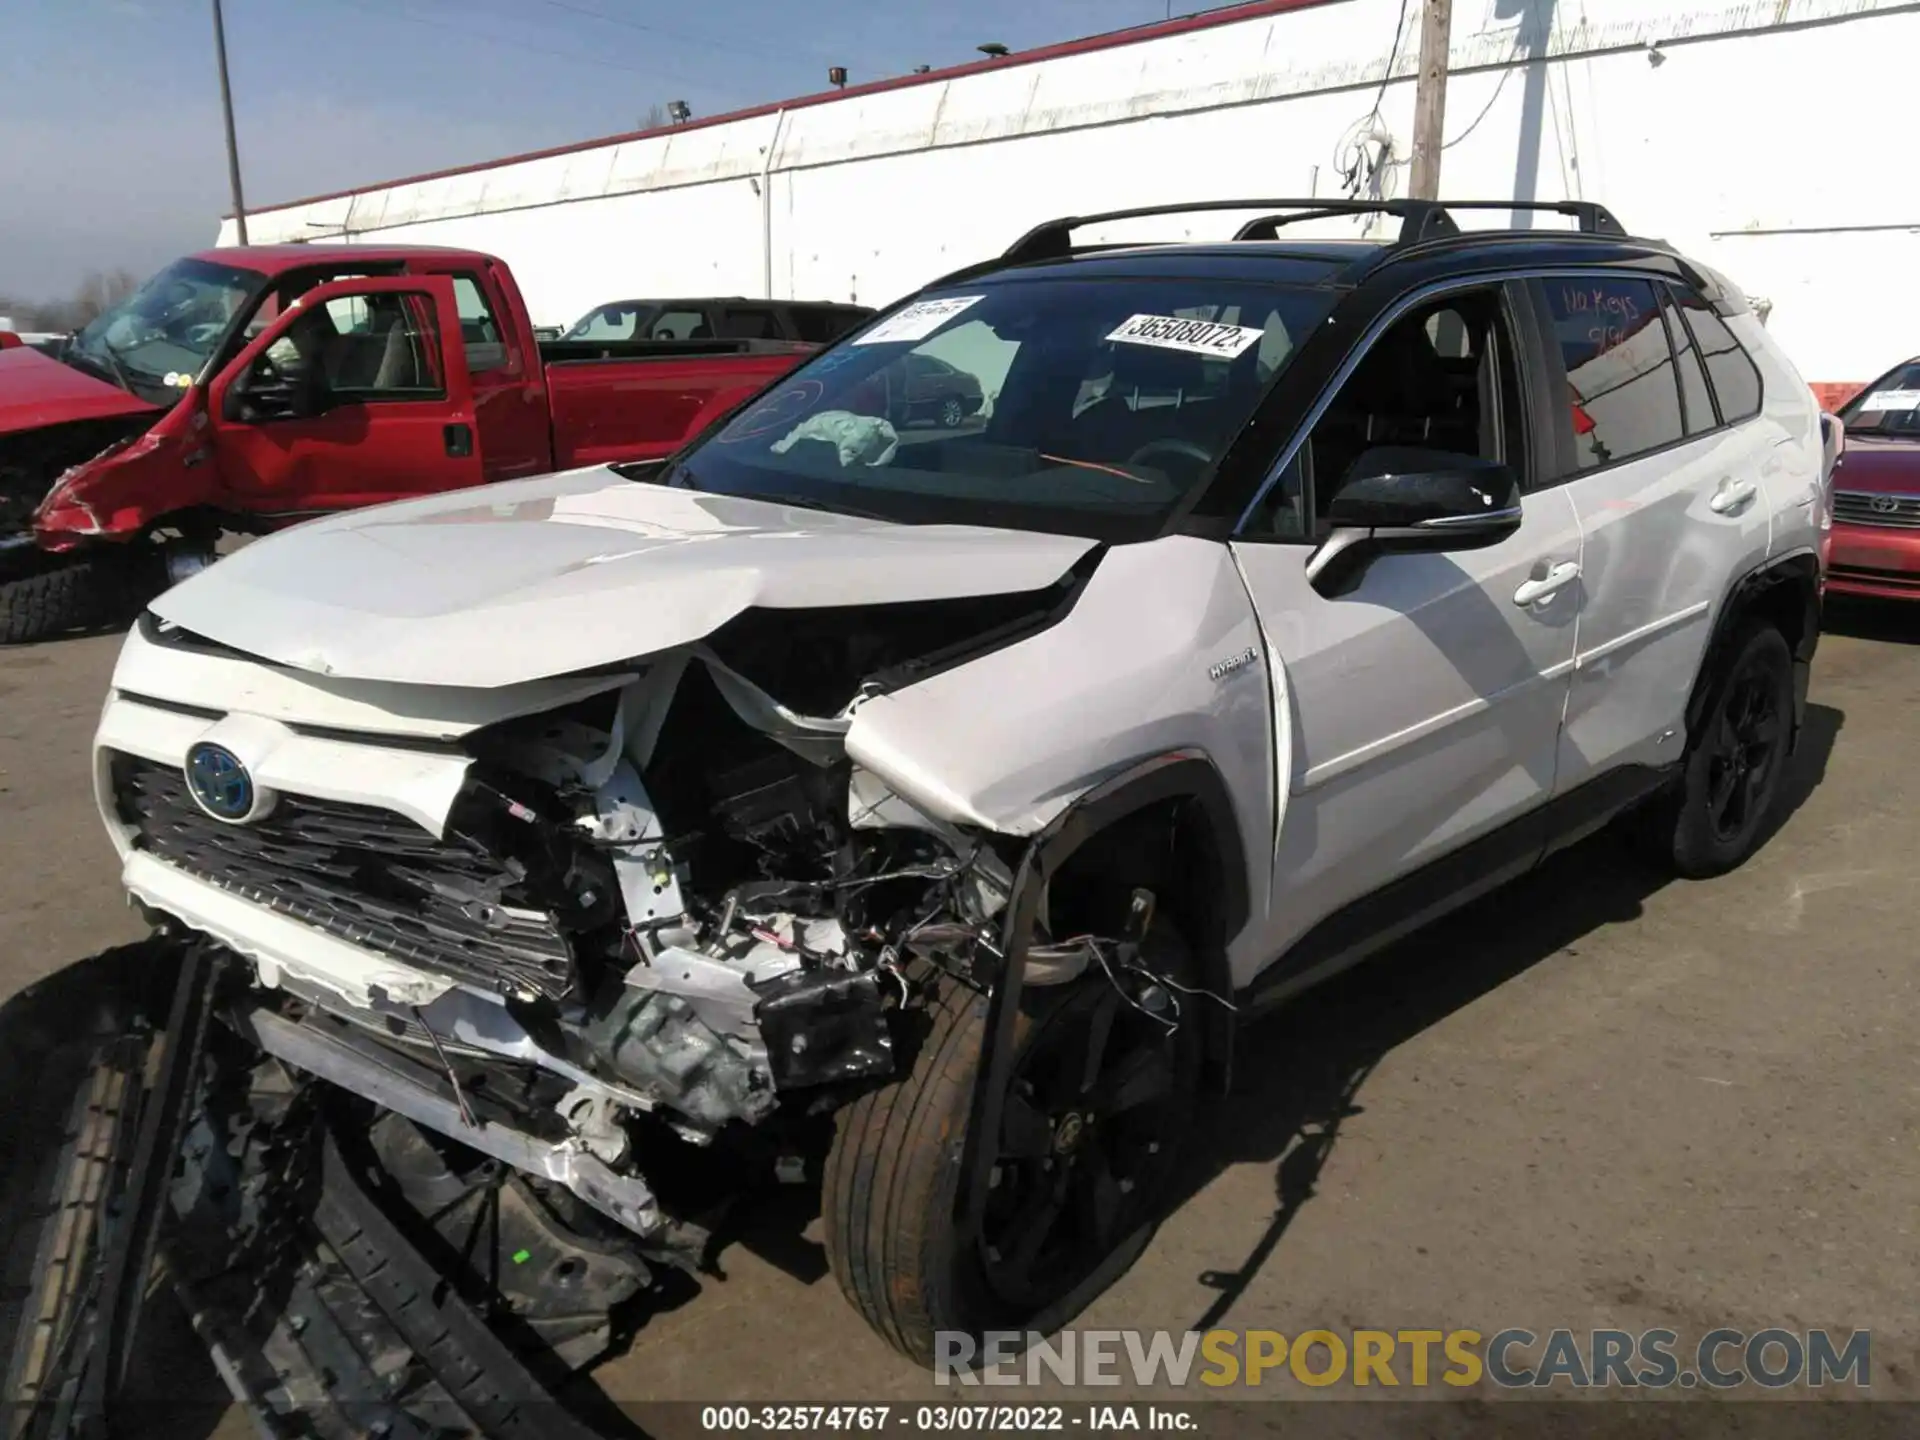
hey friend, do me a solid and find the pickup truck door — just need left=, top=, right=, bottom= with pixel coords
left=206, top=275, right=484, bottom=514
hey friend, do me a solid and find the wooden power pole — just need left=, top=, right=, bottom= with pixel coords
left=1408, top=0, right=1453, bottom=200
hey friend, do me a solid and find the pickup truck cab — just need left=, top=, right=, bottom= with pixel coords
left=0, top=246, right=813, bottom=644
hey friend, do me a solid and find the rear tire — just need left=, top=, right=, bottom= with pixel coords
left=823, top=925, right=1201, bottom=1367
left=1639, top=622, right=1795, bottom=879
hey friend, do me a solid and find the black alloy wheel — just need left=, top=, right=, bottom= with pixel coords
left=976, top=977, right=1189, bottom=1312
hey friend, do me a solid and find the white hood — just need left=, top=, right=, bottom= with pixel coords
left=151, top=468, right=1097, bottom=688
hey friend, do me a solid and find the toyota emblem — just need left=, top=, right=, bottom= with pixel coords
left=1870, top=494, right=1900, bottom=514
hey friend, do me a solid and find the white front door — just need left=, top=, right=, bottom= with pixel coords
left=1228, top=283, right=1582, bottom=985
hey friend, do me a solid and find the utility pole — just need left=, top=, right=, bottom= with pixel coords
left=1407, top=0, right=1452, bottom=200
left=211, top=0, right=249, bottom=243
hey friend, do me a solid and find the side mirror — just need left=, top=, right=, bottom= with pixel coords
left=1308, top=447, right=1524, bottom=597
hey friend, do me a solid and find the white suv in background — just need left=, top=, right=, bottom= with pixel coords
left=87, top=198, right=1831, bottom=1368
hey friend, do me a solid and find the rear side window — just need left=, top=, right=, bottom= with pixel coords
left=451, top=274, right=507, bottom=374
left=718, top=305, right=780, bottom=340
left=1540, top=277, right=1684, bottom=472
left=1672, top=286, right=1762, bottom=422
left=1659, top=284, right=1717, bottom=435
left=788, top=305, right=864, bottom=343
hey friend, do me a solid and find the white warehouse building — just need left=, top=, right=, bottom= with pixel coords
left=220, top=0, right=1919, bottom=402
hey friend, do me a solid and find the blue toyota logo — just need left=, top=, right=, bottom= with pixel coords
left=185, top=742, right=256, bottom=822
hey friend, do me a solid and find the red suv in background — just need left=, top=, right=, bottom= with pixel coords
left=1827, top=357, right=1920, bottom=600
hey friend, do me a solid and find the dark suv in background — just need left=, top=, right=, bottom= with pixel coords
left=560, top=296, right=874, bottom=345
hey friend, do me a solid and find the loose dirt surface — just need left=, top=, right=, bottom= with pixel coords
left=3, top=601, right=1916, bottom=1424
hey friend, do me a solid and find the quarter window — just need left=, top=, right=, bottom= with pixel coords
left=1541, top=277, right=1684, bottom=473
left=1672, top=285, right=1762, bottom=422
left=1660, top=284, right=1717, bottom=435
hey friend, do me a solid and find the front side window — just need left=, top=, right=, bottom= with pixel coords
left=563, top=303, right=652, bottom=341
left=66, top=257, right=265, bottom=406
left=650, top=277, right=1335, bottom=541
left=1671, top=285, right=1762, bottom=423
left=1540, top=277, right=1684, bottom=473
left=1245, top=288, right=1522, bottom=539
left=240, top=291, right=446, bottom=418
left=648, top=308, right=710, bottom=340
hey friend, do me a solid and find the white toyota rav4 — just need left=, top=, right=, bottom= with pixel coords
left=90, top=200, right=1836, bottom=1366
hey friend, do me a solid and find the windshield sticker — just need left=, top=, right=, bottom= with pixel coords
left=1859, top=389, right=1920, bottom=411
left=852, top=296, right=985, bottom=345
left=1106, top=314, right=1266, bottom=358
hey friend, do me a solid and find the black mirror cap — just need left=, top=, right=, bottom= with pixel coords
left=1326, top=448, right=1523, bottom=531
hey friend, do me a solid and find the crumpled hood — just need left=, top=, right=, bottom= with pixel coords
left=1830, top=435, right=1920, bottom=495
left=150, top=468, right=1098, bottom=687
left=0, top=346, right=159, bottom=436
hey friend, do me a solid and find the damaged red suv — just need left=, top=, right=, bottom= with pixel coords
left=1827, top=357, right=1920, bottom=600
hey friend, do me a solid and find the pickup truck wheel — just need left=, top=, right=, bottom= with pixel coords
left=0, top=556, right=109, bottom=645
left=0, top=548, right=165, bottom=646
left=1645, top=622, right=1794, bottom=878
left=823, top=925, right=1200, bottom=1367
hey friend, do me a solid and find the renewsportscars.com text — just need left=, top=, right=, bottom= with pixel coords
left=935, top=1327, right=1872, bottom=1390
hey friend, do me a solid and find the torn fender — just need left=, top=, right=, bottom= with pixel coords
left=33, top=388, right=209, bottom=548
left=843, top=534, right=1274, bottom=936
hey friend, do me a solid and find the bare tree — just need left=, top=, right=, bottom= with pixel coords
left=71, top=268, right=141, bottom=328
left=640, top=103, right=666, bottom=130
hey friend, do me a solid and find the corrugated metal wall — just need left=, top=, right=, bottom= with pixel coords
left=221, top=0, right=1920, bottom=390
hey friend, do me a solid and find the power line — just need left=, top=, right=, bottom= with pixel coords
left=1367, top=0, right=1414, bottom=120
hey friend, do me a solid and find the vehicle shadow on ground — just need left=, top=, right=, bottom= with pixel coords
left=1175, top=701, right=1843, bottom=1329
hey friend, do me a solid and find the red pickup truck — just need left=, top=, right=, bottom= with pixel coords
left=0, top=245, right=813, bottom=643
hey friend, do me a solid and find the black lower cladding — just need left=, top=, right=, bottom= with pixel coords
left=113, top=753, right=576, bottom=1000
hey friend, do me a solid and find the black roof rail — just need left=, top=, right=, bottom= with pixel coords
left=997, top=197, right=1630, bottom=265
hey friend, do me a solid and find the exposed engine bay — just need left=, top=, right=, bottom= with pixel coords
left=107, top=587, right=1126, bottom=1246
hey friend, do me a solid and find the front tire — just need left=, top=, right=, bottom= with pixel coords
left=823, top=927, right=1200, bottom=1367
left=938, top=397, right=967, bottom=428
left=1642, top=621, right=1795, bottom=878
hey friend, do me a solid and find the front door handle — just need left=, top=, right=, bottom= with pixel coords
left=1513, top=560, right=1581, bottom=607
left=1709, top=478, right=1758, bottom=514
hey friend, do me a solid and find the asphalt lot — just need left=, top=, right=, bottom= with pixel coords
left=2, top=600, right=1917, bottom=1420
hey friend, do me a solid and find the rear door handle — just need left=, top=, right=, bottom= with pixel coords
left=1513, top=560, right=1580, bottom=607
left=1709, top=478, right=1758, bottom=514
left=443, top=422, right=474, bottom=458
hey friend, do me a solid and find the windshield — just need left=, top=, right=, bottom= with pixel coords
left=1839, top=361, right=1920, bottom=437
left=66, top=257, right=264, bottom=405
left=649, top=276, right=1333, bottom=540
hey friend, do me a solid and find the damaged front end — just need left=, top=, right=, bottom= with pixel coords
left=102, top=586, right=1087, bottom=1247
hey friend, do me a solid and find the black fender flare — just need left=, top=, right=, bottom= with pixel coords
left=1683, top=550, right=1821, bottom=750
left=953, top=749, right=1249, bottom=1245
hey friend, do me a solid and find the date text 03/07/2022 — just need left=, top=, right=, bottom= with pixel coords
left=698, top=1404, right=1199, bottom=1432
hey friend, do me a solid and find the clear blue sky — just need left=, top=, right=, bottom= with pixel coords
left=1, top=0, right=1185, bottom=300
